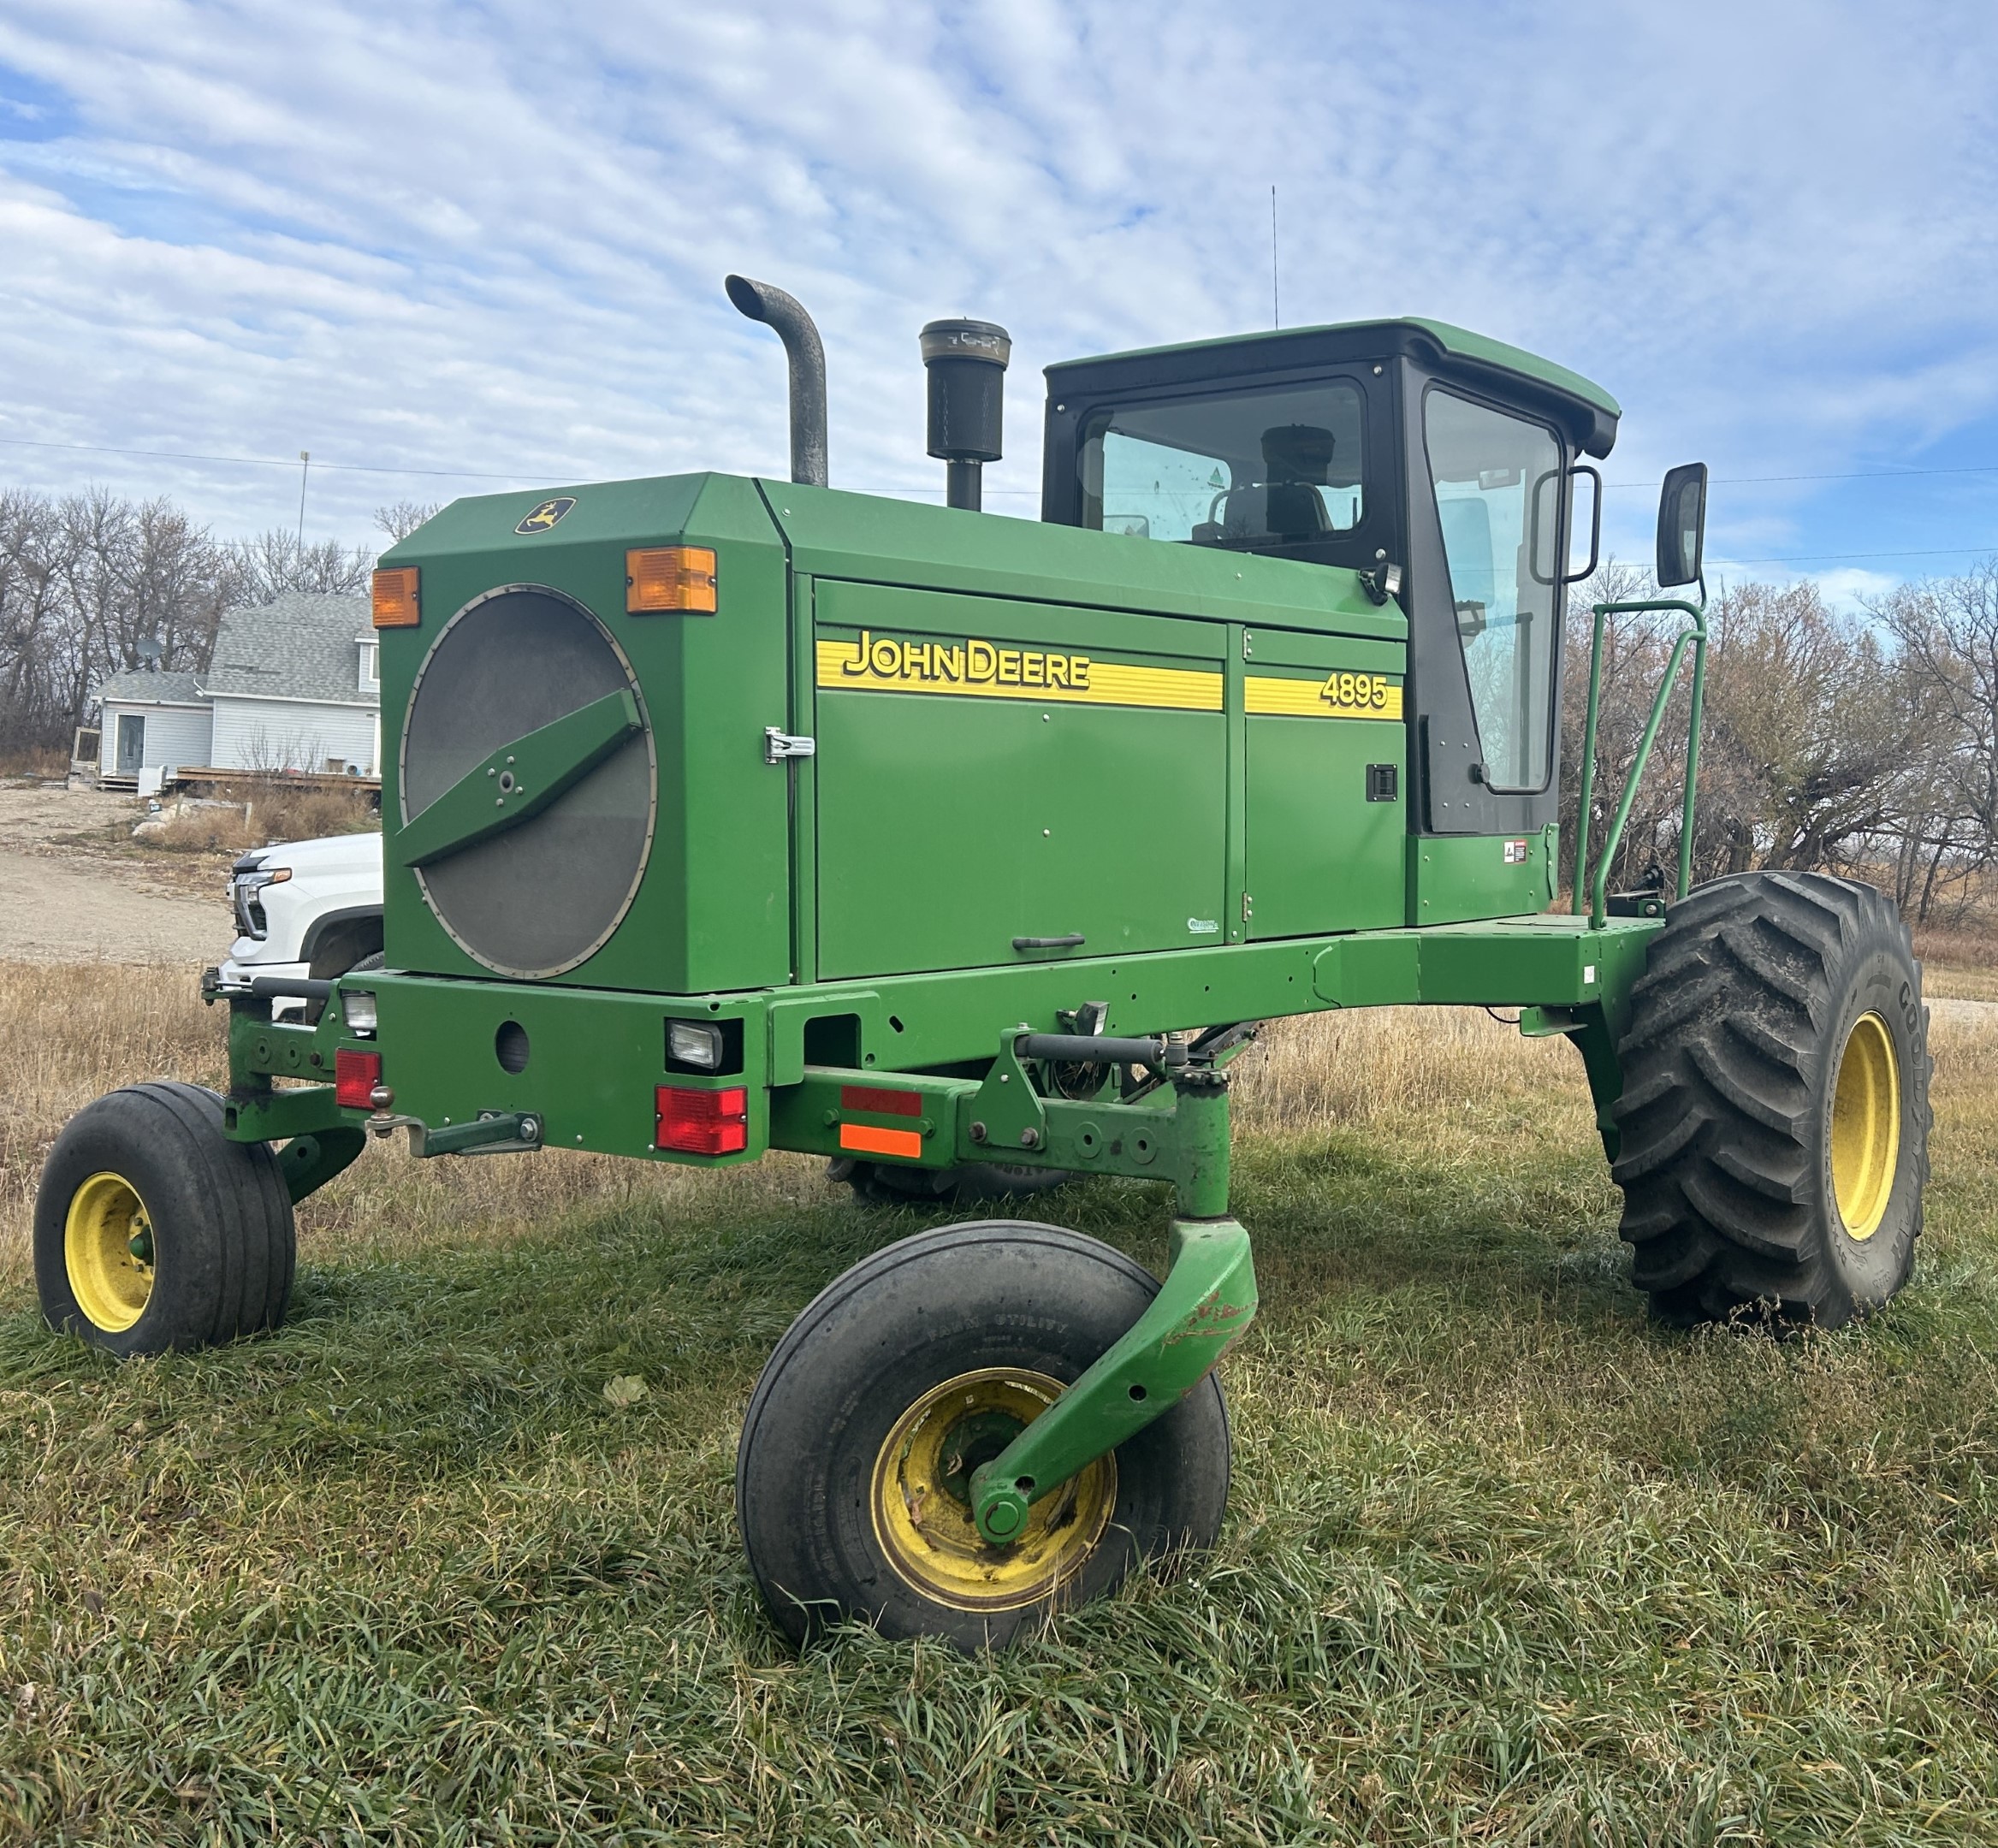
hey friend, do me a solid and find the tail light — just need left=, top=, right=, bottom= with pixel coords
left=655, top=1084, right=748, bottom=1155
left=335, top=1049, right=382, bottom=1109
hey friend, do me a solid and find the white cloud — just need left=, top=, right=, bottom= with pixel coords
left=0, top=0, right=1988, bottom=578
left=1789, top=566, right=1902, bottom=613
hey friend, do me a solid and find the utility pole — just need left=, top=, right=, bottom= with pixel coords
left=297, top=451, right=311, bottom=546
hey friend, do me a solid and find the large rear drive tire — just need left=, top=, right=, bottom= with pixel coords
left=1610, top=872, right=1930, bottom=1330
left=737, top=1220, right=1231, bottom=1650
left=34, top=1083, right=295, bottom=1356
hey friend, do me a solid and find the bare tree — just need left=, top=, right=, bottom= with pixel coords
left=1563, top=569, right=1933, bottom=904
left=0, top=487, right=252, bottom=753
left=373, top=500, right=442, bottom=543
left=232, top=528, right=373, bottom=602
left=1874, top=563, right=1998, bottom=919
left=1699, top=582, right=1921, bottom=875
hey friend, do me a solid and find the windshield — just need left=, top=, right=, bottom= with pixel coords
left=1423, top=388, right=1562, bottom=792
left=1079, top=382, right=1365, bottom=548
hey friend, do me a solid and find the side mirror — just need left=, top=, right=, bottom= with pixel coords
left=1656, top=462, right=1708, bottom=589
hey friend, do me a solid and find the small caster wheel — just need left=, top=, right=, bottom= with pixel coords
left=737, top=1219, right=1231, bottom=1650
left=35, top=1083, right=295, bottom=1356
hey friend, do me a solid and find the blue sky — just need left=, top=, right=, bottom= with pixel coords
left=0, top=0, right=1993, bottom=603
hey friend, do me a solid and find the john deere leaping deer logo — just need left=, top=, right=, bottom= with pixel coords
left=514, top=496, right=577, bottom=535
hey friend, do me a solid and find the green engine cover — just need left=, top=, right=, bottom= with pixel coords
left=377, top=473, right=1458, bottom=1004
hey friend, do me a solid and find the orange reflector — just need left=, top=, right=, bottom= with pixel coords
left=626, top=546, right=717, bottom=613
left=839, top=1122, right=923, bottom=1160
left=371, top=567, right=420, bottom=628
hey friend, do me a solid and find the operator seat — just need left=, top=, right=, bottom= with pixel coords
left=1192, top=423, right=1337, bottom=545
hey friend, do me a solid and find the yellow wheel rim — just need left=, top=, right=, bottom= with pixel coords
left=64, top=1170, right=156, bottom=1333
left=871, top=1366, right=1117, bottom=1613
left=1831, top=1011, right=1901, bottom=1241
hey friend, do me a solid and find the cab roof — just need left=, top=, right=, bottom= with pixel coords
left=1046, top=317, right=1621, bottom=459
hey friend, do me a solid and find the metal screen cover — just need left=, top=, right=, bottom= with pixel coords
left=400, top=588, right=654, bottom=976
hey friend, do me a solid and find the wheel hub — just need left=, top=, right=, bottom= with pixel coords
left=870, top=1366, right=1116, bottom=1612
left=1832, top=1010, right=1900, bottom=1241
left=64, top=1171, right=155, bottom=1333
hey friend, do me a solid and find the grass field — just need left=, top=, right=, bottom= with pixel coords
left=5, top=964, right=1998, bottom=1844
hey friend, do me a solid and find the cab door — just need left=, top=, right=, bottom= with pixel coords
left=1404, top=373, right=1566, bottom=838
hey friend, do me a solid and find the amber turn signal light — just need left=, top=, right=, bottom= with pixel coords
left=626, top=546, right=717, bottom=614
left=371, top=567, right=420, bottom=628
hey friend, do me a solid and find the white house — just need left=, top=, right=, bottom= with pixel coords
left=96, top=592, right=379, bottom=786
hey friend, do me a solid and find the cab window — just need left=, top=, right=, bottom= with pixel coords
left=1423, top=388, right=1562, bottom=792
left=1079, top=382, right=1366, bottom=549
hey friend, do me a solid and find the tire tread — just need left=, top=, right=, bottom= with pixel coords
left=1610, top=870, right=1930, bottom=1330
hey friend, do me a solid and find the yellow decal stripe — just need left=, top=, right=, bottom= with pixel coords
left=1245, top=672, right=1403, bottom=720
left=816, top=635, right=1222, bottom=713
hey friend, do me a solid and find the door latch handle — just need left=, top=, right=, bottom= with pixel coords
left=764, top=727, right=815, bottom=763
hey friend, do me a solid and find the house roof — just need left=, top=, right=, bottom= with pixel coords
left=98, top=670, right=205, bottom=706
left=201, top=591, right=376, bottom=708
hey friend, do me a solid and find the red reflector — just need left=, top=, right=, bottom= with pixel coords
left=655, top=1085, right=749, bottom=1155
left=335, top=1049, right=382, bottom=1110
left=839, top=1085, right=923, bottom=1118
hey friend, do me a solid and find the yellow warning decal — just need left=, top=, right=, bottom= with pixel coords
left=816, top=631, right=1223, bottom=713
left=1245, top=672, right=1402, bottom=720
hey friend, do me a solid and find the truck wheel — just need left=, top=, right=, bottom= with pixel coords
left=34, top=1083, right=295, bottom=1357
left=831, top=1157, right=1072, bottom=1205
left=737, top=1220, right=1231, bottom=1650
left=1610, top=872, right=1930, bottom=1330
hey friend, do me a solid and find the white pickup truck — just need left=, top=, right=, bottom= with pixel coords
left=221, top=831, right=383, bottom=992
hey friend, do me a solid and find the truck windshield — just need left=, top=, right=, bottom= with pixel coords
left=1423, top=388, right=1562, bottom=792
left=1078, top=382, right=1365, bottom=548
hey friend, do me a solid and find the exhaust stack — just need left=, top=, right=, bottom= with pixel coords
left=921, top=318, right=1010, bottom=511
left=726, top=275, right=829, bottom=489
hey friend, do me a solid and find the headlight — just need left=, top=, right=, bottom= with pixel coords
left=341, top=989, right=379, bottom=1034
left=667, top=1020, right=725, bottom=1069
left=232, top=863, right=291, bottom=938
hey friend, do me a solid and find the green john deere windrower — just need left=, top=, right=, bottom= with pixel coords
left=38, top=277, right=1931, bottom=1648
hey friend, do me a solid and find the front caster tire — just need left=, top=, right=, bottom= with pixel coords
left=34, top=1083, right=295, bottom=1356
left=737, top=1220, right=1231, bottom=1650
left=1611, top=872, right=1930, bottom=1330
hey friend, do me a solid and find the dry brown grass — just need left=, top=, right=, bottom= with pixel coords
left=1912, top=912, right=1998, bottom=999
left=10, top=962, right=1989, bottom=1294
left=0, top=962, right=824, bottom=1290
left=139, top=777, right=377, bottom=855
left=1232, top=1006, right=1587, bottom=1139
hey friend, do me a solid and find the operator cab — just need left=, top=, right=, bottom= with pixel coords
left=1039, top=321, right=1618, bottom=842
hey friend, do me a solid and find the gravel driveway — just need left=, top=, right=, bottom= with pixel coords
left=0, top=783, right=226, bottom=966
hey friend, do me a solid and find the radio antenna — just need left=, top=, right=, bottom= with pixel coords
left=1271, top=186, right=1279, bottom=329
